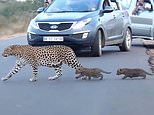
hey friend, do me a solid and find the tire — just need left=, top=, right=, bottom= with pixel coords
left=119, top=28, right=132, bottom=51
left=91, top=30, right=103, bottom=57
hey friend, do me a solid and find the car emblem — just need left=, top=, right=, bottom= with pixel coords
left=50, top=25, right=58, bottom=29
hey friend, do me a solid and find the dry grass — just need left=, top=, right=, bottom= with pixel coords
left=0, top=12, right=35, bottom=39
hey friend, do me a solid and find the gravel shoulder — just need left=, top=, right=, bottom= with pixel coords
left=0, top=33, right=26, bottom=41
left=143, top=40, right=154, bottom=73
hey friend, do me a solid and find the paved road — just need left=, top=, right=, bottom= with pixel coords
left=0, top=35, right=153, bottom=115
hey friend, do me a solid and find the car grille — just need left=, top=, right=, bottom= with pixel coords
left=38, top=22, right=73, bottom=31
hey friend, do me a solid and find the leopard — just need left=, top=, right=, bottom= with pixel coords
left=1, top=45, right=82, bottom=82
left=75, top=67, right=111, bottom=80
left=117, top=68, right=154, bottom=79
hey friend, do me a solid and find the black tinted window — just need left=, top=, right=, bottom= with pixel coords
left=46, top=0, right=100, bottom=13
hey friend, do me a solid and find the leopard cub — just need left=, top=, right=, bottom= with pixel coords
left=117, top=68, right=153, bottom=79
left=75, top=67, right=111, bottom=80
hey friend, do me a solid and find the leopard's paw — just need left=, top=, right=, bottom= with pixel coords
left=29, top=77, right=37, bottom=82
left=81, top=77, right=87, bottom=80
left=48, top=76, right=59, bottom=80
left=1, top=77, right=9, bottom=81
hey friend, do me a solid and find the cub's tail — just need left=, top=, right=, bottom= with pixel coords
left=93, top=68, right=111, bottom=74
left=144, top=71, right=154, bottom=75
left=101, top=69, right=111, bottom=74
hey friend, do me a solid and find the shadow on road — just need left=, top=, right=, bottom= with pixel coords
left=75, top=49, right=121, bottom=57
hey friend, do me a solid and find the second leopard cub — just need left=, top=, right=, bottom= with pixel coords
left=117, top=68, right=154, bottom=79
left=75, top=67, right=111, bottom=80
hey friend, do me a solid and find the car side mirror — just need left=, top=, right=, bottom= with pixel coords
left=103, top=6, right=114, bottom=13
left=37, top=7, right=45, bottom=13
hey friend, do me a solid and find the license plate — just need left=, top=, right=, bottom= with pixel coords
left=43, top=36, right=64, bottom=41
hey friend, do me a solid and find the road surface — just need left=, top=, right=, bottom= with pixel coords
left=0, top=35, right=153, bottom=115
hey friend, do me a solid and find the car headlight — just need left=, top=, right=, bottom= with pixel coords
left=72, top=18, right=92, bottom=29
left=29, top=19, right=39, bottom=29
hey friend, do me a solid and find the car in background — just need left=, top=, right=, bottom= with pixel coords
left=27, top=0, right=132, bottom=57
left=120, top=0, right=154, bottom=40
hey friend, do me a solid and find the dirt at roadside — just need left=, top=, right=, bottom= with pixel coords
left=143, top=40, right=154, bottom=73
left=0, top=33, right=26, bottom=41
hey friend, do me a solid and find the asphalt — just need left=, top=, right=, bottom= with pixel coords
left=0, top=35, right=154, bottom=115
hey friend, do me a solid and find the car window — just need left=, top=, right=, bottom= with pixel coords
left=144, top=0, right=153, bottom=11
left=103, top=0, right=111, bottom=9
left=45, top=0, right=100, bottom=13
left=110, top=2, right=118, bottom=10
left=144, top=2, right=152, bottom=10
left=120, top=0, right=132, bottom=9
left=110, top=0, right=121, bottom=10
left=132, top=0, right=153, bottom=15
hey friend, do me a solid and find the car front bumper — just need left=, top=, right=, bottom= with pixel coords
left=27, top=31, right=95, bottom=49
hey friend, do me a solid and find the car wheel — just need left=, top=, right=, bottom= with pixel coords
left=91, top=30, right=103, bottom=57
left=119, top=28, right=132, bottom=51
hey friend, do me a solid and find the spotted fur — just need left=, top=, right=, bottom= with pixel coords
left=75, top=67, right=111, bottom=80
left=2, top=45, right=82, bottom=81
left=117, top=68, right=154, bottom=79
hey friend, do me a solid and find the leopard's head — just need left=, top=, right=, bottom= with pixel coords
left=75, top=67, right=85, bottom=74
left=116, top=69, right=123, bottom=75
left=2, top=45, right=16, bottom=57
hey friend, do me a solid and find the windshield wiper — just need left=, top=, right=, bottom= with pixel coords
left=49, top=11, right=76, bottom=13
left=78, top=10, right=91, bottom=12
left=47, top=10, right=92, bottom=13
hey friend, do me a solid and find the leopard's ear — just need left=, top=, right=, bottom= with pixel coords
left=9, top=45, right=17, bottom=50
left=75, top=68, right=80, bottom=74
left=76, top=67, right=82, bottom=73
left=117, top=69, right=122, bottom=72
left=6, top=45, right=13, bottom=51
left=77, top=67, right=81, bottom=70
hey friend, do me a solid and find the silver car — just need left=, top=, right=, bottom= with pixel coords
left=27, top=0, right=132, bottom=57
left=120, top=0, right=154, bottom=40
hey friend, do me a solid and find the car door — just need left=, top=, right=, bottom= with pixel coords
left=130, top=0, right=154, bottom=38
left=101, top=0, right=122, bottom=41
left=110, top=1, right=124, bottom=38
left=100, top=0, right=115, bottom=39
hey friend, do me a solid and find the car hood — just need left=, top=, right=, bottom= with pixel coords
left=35, top=12, right=97, bottom=22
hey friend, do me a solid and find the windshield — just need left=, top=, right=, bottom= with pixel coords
left=119, top=0, right=132, bottom=9
left=45, top=0, right=100, bottom=13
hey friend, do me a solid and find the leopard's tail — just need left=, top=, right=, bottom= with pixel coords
left=63, top=48, right=83, bottom=69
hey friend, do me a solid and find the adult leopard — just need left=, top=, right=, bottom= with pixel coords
left=1, top=45, right=82, bottom=81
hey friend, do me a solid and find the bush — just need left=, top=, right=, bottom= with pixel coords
left=0, top=16, right=8, bottom=27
